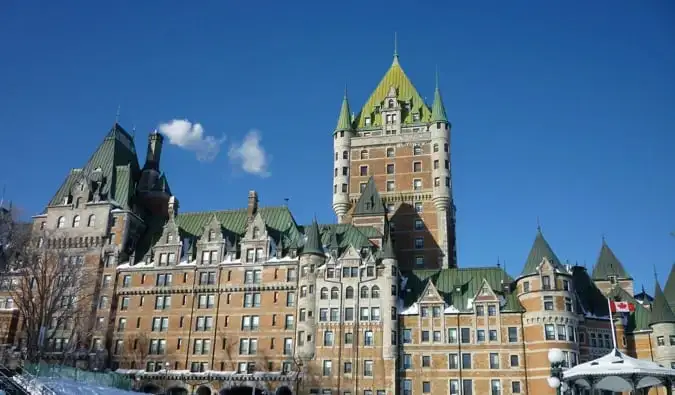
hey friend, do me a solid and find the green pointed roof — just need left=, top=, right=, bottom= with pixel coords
left=353, top=177, right=386, bottom=217
left=649, top=280, right=675, bottom=325
left=520, top=230, right=564, bottom=276
left=301, top=219, right=324, bottom=256
left=429, top=78, right=448, bottom=123
left=381, top=225, right=396, bottom=260
left=591, top=240, right=631, bottom=280
left=48, top=123, right=140, bottom=209
left=335, top=93, right=352, bottom=132
left=355, top=57, right=430, bottom=128
left=662, top=263, right=675, bottom=311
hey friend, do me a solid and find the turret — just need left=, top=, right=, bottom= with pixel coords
left=295, top=219, right=325, bottom=361
left=429, top=72, right=453, bottom=267
left=648, top=280, right=675, bottom=366
left=332, top=91, right=353, bottom=223
left=380, top=227, right=399, bottom=359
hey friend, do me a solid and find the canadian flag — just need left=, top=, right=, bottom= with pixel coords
left=610, top=300, right=635, bottom=313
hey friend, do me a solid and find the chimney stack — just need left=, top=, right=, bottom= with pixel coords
left=145, top=130, right=164, bottom=170
left=247, top=191, right=258, bottom=219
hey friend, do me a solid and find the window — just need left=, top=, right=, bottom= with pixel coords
left=490, top=379, right=501, bottom=395
left=57, top=216, right=65, bottom=228
left=360, top=150, right=368, bottom=159
left=461, top=328, right=470, bottom=343
left=510, top=355, right=519, bottom=367
left=197, top=294, right=215, bottom=308
left=413, top=179, right=422, bottom=190
left=544, top=296, right=554, bottom=310
left=402, top=354, right=412, bottom=369
left=488, top=304, right=497, bottom=316
left=413, top=162, right=422, bottom=172
left=489, top=353, right=499, bottom=369
left=322, top=360, right=332, bottom=376
left=87, top=214, right=96, bottom=227
left=402, top=329, right=412, bottom=344
left=72, top=215, right=80, bottom=227
left=243, top=293, right=261, bottom=307
left=422, top=382, right=431, bottom=393
left=386, top=181, right=395, bottom=192
left=415, top=256, right=424, bottom=266
left=448, top=353, right=458, bottom=369
left=508, top=327, right=518, bottom=343
left=565, top=297, right=573, bottom=312
left=239, top=338, right=258, bottom=355
left=360, top=166, right=368, bottom=176
left=323, top=331, right=334, bottom=346
left=154, top=296, right=170, bottom=310
left=363, top=360, right=373, bottom=376
left=523, top=281, right=530, bottom=292
left=512, top=382, right=521, bottom=393
left=386, top=147, right=394, bottom=157
left=489, top=330, right=498, bottom=341
left=545, top=324, right=555, bottom=340
left=360, top=183, right=367, bottom=192
left=413, top=145, right=422, bottom=155
left=414, top=202, right=423, bottom=212
left=415, top=237, right=424, bottom=249
left=657, top=336, right=665, bottom=346
left=386, top=163, right=394, bottom=174
left=563, top=279, right=570, bottom=291
left=402, top=380, right=412, bottom=395
left=364, top=331, right=374, bottom=346
left=542, top=275, right=551, bottom=290
left=448, top=328, right=457, bottom=343
left=461, top=353, right=471, bottom=369
left=476, top=330, right=485, bottom=342
left=414, top=219, right=423, bottom=230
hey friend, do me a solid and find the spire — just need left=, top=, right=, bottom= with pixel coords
left=591, top=238, right=631, bottom=280
left=663, top=263, right=675, bottom=310
left=353, top=177, right=386, bottom=217
left=381, top=225, right=396, bottom=260
left=301, top=218, right=324, bottom=257
left=649, top=280, right=675, bottom=325
left=335, top=87, right=352, bottom=132
left=429, top=68, right=448, bottom=123
left=392, top=32, right=400, bottom=65
left=520, top=229, right=564, bottom=277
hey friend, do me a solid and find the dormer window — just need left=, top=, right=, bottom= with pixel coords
left=208, top=230, right=215, bottom=242
left=412, top=113, right=420, bottom=122
left=252, top=227, right=260, bottom=239
left=167, top=234, right=173, bottom=243
left=388, top=99, right=395, bottom=108
left=609, top=276, right=617, bottom=285
left=541, top=276, right=551, bottom=290
left=365, top=117, right=371, bottom=126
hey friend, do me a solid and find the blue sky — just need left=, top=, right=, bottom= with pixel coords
left=1, top=1, right=673, bottom=290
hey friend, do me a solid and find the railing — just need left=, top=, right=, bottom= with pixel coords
left=23, top=362, right=133, bottom=392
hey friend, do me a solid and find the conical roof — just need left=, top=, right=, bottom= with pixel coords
left=335, top=92, right=352, bottom=132
left=352, top=177, right=386, bottom=217
left=301, top=219, right=324, bottom=257
left=592, top=240, right=631, bottom=280
left=429, top=75, right=448, bottom=123
left=662, top=263, right=675, bottom=311
left=520, top=229, right=564, bottom=276
left=649, top=280, right=675, bottom=325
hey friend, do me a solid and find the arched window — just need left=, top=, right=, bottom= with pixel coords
left=360, top=150, right=369, bottom=160
left=345, top=286, right=354, bottom=299
left=343, top=151, right=348, bottom=159
left=87, top=214, right=96, bottom=227
left=72, top=215, right=80, bottom=228
left=75, top=197, right=82, bottom=208
left=360, top=286, right=369, bottom=299
left=320, top=287, right=328, bottom=300
left=330, top=287, right=339, bottom=299
left=371, top=286, right=380, bottom=299
left=57, top=216, right=65, bottom=229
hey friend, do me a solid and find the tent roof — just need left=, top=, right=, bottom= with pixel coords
left=563, top=348, right=675, bottom=392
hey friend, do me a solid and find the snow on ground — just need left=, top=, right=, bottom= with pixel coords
left=14, top=376, right=138, bottom=395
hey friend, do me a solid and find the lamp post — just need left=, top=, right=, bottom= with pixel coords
left=547, top=348, right=566, bottom=395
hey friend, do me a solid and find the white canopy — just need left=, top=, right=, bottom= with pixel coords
left=563, top=348, right=675, bottom=392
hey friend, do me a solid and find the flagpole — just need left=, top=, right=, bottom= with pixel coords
left=607, top=297, right=617, bottom=349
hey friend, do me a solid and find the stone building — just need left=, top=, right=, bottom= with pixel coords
left=1, top=51, right=674, bottom=395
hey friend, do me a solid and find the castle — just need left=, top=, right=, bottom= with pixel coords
left=0, top=51, right=674, bottom=395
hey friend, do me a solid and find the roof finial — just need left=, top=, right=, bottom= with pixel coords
left=536, top=216, right=542, bottom=233
left=602, top=233, right=606, bottom=243
left=115, top=105, right=121, bottom=124
left=131, top=124, right=136, bottom=140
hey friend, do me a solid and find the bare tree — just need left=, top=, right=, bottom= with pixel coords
left=0, top=209, right=98, bottom=363
left=216, top=327, right=238, bottom=372
left=120, top=332, right=151, bottom=370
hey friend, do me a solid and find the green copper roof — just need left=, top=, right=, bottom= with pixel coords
left=662, top=263, right=675, bottom=311
left=591, top=240, right=631, bottom=280
left=353, top=177, right=386, bottom=217
left=650, top=280, right=675, bottom=325
left=301, top=219, right=324, bottom=256
left=401, top=267, right=522, bottom=312
left=335, top=93, right=352, bottom=131
left=429, top=77, right=448, bottom=123
left=520, top=230, right=564, bottom=276
left=48, top=123, right=140, bottom=209
left=381, top=226, right=396, bottom=260
left=355, top=57, right=431, bottom=128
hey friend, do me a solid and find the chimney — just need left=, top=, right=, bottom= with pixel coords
left=247, top=190, right=258, bottom=219
left=168, top=196, right=179, bottom=219
left=145, top=130, right=164, bottom=170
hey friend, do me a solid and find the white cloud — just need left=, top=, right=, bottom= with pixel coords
left=228, top=130, right=270, bottom=177
left=158, top=119, right=225, bottom=162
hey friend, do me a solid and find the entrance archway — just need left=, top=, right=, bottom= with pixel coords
left=167, top=387, right=189, bottom=395
left=276, top=386, right=293, bottom=395
left=196, top=385, right=213, bottom=395
left=140, top=383, right=162, bottom=394
left=219, top=386, right=265, bottom=395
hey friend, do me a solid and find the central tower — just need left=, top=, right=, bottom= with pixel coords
left=331, top=51, right=457, bottom=269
